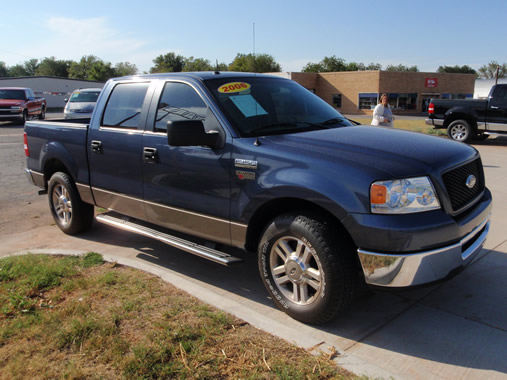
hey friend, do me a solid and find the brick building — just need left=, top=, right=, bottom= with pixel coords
left=274, top=71, right=476, bottom=115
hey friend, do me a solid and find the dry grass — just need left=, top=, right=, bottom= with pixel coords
left=0, top=253, right=356, bottom=380
left=348, top=115, right=447, bottom=137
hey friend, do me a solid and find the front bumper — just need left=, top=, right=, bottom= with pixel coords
left=0, top=112, right=23, bottom=121
left=357, top=215, right=490, bottom=287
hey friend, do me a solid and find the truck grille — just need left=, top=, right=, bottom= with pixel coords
left=442, top=158, right=484, bottom=213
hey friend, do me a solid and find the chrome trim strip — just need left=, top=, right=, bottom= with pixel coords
left=96, top=213, right=243, bottom=266
left=485, top=122, right=507, bottom=132
left=484, top=131, right=507, bottom=136
left=357, top=215, right=490, bottom=287
left=98, top=126, right=144, bottom=134
left=76, top=183, right=95, bottom=205
left=27, top=120, right=88, bottom=128
left=25, top=169, right=45, bottom=188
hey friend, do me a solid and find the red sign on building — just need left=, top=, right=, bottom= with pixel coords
left=425, top=78, right=438, bottom=88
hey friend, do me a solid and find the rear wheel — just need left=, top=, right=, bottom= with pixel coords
left=258, top=213, right=356, bottom=324
left=48, top=172, right=94, bottom=235
left=447, top=120, right=473, bottom=143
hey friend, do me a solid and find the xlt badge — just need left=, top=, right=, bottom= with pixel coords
left=235, top=159, right=258, bottom=170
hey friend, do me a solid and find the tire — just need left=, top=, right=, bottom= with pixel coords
left=39, top=106, right=46, bottom=120
left=258, top=213, right=356, bottom=324
left=447, top=120, right=473, bottom=143
left=48, top=172, right=94, bottom=235
left=19, top=110, right=28, bottom=126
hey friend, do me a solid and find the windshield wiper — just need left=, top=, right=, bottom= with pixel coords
left=251, top=121, right=327, bottom=136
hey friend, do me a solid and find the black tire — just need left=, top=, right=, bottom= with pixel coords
left=39, top=106, right=46, bottom=120
left=447, top=120, right=473, bottom=143
left=258, top=213, right=356, bottom=324
left=19, top=110, right=28, bottom=126
left=48, top=172, right=94, bottom=235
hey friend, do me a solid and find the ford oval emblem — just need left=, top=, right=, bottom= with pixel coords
left=466, top=175, right=477, bottom=189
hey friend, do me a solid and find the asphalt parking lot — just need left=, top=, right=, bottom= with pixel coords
left=1, top=115, right=506, bottom=379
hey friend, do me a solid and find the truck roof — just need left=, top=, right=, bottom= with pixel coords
left=109, top=71, right=288, bottom=82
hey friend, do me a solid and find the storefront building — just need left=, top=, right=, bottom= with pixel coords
left=279, top=71, right=476, bottom=115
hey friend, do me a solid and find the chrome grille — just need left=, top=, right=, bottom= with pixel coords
left=442, top=158, right=484, bottom=213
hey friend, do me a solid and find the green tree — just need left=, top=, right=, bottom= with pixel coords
left=35, top=57, right=72, bottom=77
left=302, top=55, right=347, bottom=73
left=150, top=52, right=185, bottom=73
left=365, top=62, right=382, bottom=70
left=228, top=53, right=281, bottom=73
left=183, top=57, right=213, bottom=72
left=385, top=64, right=419, bottom=72
left=23, top=59, right=39, bottom=76
left=477, top=61, right=507, bottom=79
left=8, top=64, right=29, bottom=77
left=69, top=55, right=115, bottom=81
left=437, top=65, right=476, bottom=74
left=0, top=61, right=8, bottom=77
left=114, top=62, right=138, bottom=77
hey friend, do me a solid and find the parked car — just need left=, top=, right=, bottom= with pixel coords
left=0, top=87, right=46, bottom=124
left=425, top=83, right=507, bottom=142
left=24, top=72, right=491, bottom=324
left=64, top=88, right=102, bottom=119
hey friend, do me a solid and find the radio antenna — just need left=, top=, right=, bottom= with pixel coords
left=253, top=22, right=256, bottom=73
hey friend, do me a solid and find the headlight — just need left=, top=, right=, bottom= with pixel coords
left=370, top=176, right=440, bottom=214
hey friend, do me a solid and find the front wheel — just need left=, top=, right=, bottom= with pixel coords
left=258, top=213, right=356, bottom=324
left=447, top=120, right=473, bottom=143
left=48, top=172, right=94, bottom=235
left=39, top=106, right=46, bottom=120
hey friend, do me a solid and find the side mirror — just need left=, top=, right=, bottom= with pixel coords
left=64, top=98, right=68, bottom=103
left=167, top=120, right=219, bottom=148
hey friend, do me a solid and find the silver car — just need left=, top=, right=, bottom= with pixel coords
left=64, top=88, right=102, bottom=119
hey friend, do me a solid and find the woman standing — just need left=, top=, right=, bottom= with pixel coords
left=371, top=93, right=394, bottom=127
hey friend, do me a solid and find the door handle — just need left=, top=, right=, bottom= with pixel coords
left=143, top=147, right=158, bottom=163
left=490, top=105, right=499, bottom=109
left=91, top=140, right=102, bottom=152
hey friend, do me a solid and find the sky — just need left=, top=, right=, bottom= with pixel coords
left=1, top=0, right=506, bottom=74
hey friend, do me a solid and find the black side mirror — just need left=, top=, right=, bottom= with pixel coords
left=167, top=120, right=219, bottom=148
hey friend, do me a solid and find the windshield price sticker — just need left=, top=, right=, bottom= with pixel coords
left=218, top=82, right=251, bottom=93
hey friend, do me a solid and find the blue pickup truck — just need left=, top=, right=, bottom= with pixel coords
left=24, top=72, right=492, bottom=324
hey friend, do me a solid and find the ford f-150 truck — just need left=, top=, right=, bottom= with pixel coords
left=24, top=72, right=492, bottom=324
left=0, top=87, right=46, bottom=124
left=425, top=83, right=507, bottom=142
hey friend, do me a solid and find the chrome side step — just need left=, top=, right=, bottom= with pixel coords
left=96, top=213, right=243, bottom=266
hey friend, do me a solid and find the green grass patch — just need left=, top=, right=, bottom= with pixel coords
left=0, top=254, right=355, bottom=379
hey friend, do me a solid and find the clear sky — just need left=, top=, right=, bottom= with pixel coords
left=1, top=0, right=506, bottom=74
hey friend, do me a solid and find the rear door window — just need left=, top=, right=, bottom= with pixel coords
left=102, top=82, right=149, bottom=129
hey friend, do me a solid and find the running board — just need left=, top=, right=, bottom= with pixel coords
left=95, top=213, right=243, bottom=266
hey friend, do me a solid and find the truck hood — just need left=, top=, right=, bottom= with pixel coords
left=264, top=125, right=478, bottom=178
left=0, top=99, right=24, bottom=106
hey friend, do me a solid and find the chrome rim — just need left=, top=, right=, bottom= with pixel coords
left=52, top=184, right=72, bottom=225
left=269, top=236, right=323, bottom=305
left=450, top=124, right=467, bottom=141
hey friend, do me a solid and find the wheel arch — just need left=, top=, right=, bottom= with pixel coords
left=444, top=113, right=478, bottom=131
left=244, top=197, right=357, bottom=258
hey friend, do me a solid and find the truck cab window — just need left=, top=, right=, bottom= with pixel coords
left=154, top=82, right=207, bottom=132
left=102, top=82, right=149, bottom=129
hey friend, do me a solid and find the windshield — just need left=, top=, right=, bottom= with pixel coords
left=204, top=77, right=353, bottom=137
left=69, top=91, right=100, bottom=103
left=0, top=90, right=25, bottom=100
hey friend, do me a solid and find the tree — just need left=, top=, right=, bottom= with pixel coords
left=477, top=61, right=507, bottom=79
left=114, top=62, right=138, bottom=77
left=365, top=62, right=382, bottom=70
left=302, top=55, right=347, bottom=72
left=385, top=64, right=419, bottom=72
left=8, top=64, right=29, bottom=77
left=68, top=55, right=115, bottom=81
left=228, top=53, right=281, bottom=73
left=437, top=65, right=476, bottom=74
left=182, top=57, right=213, bottom=72
left=0, top=61, right=8, bottom=77
left=36, top=57, right=72, bottom=77
left=23, top=59, right=39, bottom=76
left=150, top=52, right=185, bottom=73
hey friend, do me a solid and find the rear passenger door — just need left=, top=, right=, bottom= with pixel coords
left=488, top=85, right=507, bottom=132
left=142, top=81, right=232, bottom=245
left=88, top=81, right=154, bottom=220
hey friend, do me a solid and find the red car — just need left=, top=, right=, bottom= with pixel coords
left=0, top=87, right=46, bottom=124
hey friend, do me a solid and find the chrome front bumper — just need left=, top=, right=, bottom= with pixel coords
left=357, top=215, right=490, bottom=287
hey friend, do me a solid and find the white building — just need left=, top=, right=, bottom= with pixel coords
left=474, top=78, right=507, bottom=99
left=0, top=76, right=105, bottom=109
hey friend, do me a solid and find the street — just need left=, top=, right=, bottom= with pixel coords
left=1, top=116, right=506, bottom=379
